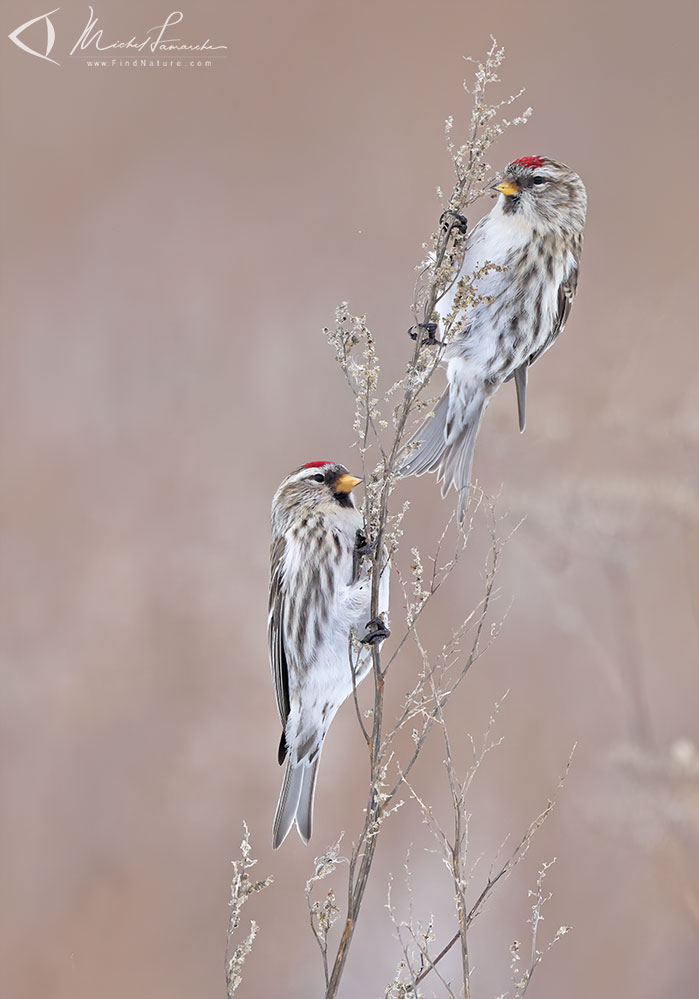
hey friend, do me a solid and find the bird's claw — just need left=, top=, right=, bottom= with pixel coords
left=408, top=322, right=441, bottom=346
left=353, top=530, right=377, bottom=581
left=354, top=529, right=377, bottom=557
left=361, top=617, right=390, bottom=645
left=440, top=210, right=468, bottom=235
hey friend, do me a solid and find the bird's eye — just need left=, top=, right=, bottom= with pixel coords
left=312, top=473, right=325, bottom=483
left=532, top=176, right=546, bottom=185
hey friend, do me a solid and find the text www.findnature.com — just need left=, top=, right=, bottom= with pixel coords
left=85, top=59, right=214, bottom=68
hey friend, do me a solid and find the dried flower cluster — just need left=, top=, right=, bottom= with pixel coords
left=224, top=824, right=273, bottom=997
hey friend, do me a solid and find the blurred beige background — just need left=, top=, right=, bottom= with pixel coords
left=2, top=0, right=698, bottom=996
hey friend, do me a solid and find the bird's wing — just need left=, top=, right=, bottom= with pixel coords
left=526, top=259, right=580, bottom=368
left=505, top=252, right=581, bottom=430
left=268, top=534, right=290, bottom=729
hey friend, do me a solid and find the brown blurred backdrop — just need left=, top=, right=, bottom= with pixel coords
left=2, top=1, right=698, bottom=996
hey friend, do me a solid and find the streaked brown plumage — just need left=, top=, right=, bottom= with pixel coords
left=403, top=155, right=587, bottom=518
left=268, top=461, right=390, bottom=847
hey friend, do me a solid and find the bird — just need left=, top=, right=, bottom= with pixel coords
left=402, top=155, right=587, bottom=519
left=268, top=460, right=390, bottom=848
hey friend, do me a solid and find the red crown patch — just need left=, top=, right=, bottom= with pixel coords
left=303, top=460, right=332, bottom=469
left=511, top=155, right=545, bottom=169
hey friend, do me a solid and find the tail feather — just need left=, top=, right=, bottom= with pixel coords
left=272, top=758, right=304, bottom=849
left=272, top=752, right=322, bottom=849
left=404, top=387, right=485, bottom=520
left=446, top=410, right=483, bottom=520
left=295, top=758, right=320, bottom=844
left=401, top=392, right=450, bottom=477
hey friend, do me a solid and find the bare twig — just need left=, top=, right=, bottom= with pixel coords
left=511, top=859, right=572, bottom=997
left=414, top=749, right=576, bottom=988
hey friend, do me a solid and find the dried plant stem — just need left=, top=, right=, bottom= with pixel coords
left=314, top=40, right=533, bottom=999
left=323, top=377, right=492, bottom=999
left=321, top=159, right=468, bottom=999
left=322, top=516, right=501, bottom=999
left=324, top=652, right=385, bottom=997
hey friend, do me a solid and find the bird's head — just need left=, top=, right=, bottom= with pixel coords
left=492, top=155, right=587, bottom=235
left=271, top=461, right=362, bottom=531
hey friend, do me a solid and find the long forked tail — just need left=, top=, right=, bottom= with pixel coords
left=401, top=389, right=486, bottom=520
left=272, top=754, right=320, bottom=849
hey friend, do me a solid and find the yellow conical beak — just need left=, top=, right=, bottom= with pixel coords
left=334, top=474, right=361, bottom=493
left=493, top=179, right=520, bottom=197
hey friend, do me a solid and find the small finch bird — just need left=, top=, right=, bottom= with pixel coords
left=268, top=460, right=390, bottom=848
left=403, top=155, right=587, bottom=518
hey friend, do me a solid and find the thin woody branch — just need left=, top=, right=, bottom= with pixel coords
left=310, top=39, right=534, bottom=999
left=413, top=751, right=576, bottom=988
